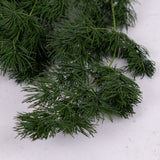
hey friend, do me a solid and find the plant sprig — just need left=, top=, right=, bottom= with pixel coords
left=0, top=0, right=154, bottom=140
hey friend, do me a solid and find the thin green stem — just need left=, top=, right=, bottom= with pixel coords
left=89, top=80, right=100, bottom=88
left=29, top=0, right=38, bottom=16
left=14, top=0, right=38, bottom=45
left=13, top=31, right=20, bottom=47
left=58, top=80, right=100, bottom=113
left=109, top=0, right=117, bottom=67
left=15, top=31, right=20, bottom=41
left=67, top=96, right=77, bottom=106
left=111, top=0, right=117, bottom=31
left=109, top=44, right=117, bottom=67
left=58, top=106, right=66, bottom=113
left=57, top=96, right=76, bottom=114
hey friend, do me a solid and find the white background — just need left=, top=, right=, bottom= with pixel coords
left=0, top=0, right=160, bottom=159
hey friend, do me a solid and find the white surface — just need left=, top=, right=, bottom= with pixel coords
left=0, top=0, right=160, bottom=159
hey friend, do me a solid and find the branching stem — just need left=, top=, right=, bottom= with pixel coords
left=59, top=80, right=100, bottom=113
left=58, top=95, right=78, bottom=114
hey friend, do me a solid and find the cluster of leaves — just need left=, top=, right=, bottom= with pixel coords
left=48, top=21, right=155, bottom=78
left=0, top=0, right=67, bottom=82
left=0, top=0, right=155, bottom=140
left=16, top=62, right=142, bottom=140
left=72, top=0, right=136, bottom=29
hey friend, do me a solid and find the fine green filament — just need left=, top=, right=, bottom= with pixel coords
left=29, top=0, right=38, bottom=16
left=109, top=0, right=117, bottom=67
left=109, top=44, right=117, bottom=67
left=111, top=0, right=117, bottom=31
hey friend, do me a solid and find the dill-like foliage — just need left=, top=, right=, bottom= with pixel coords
left=0, top=0, right=67, bottom=81
left=0, top=0, right=154, bottom=140
left=16, top=63, right=142, bottom=140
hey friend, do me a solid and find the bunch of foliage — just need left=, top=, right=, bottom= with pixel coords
left=0, top=0, right=67, bottom=82
left=0, top=0, right=155, bottom=140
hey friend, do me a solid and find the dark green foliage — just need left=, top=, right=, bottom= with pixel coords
left=94, top=66, right=142, bottom=118
left=110, top=0, right=137, bottom=29
left=16, top=110, right=96, bottom=140
left=15, top=62, right=142, bottom=140
left=0, top=0, right=66, bottom=81
left=33, top=0, right=66, bottom=24
left=48, top=21, right=155, bottom=78
left=0, top=0, right=154, bottom=140
left=72, top=0, right=136, bottom=29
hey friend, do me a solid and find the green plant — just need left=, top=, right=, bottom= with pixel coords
left=0, top=0, right=67, bottom=82
left=0, top=0, right=155, bottom=140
